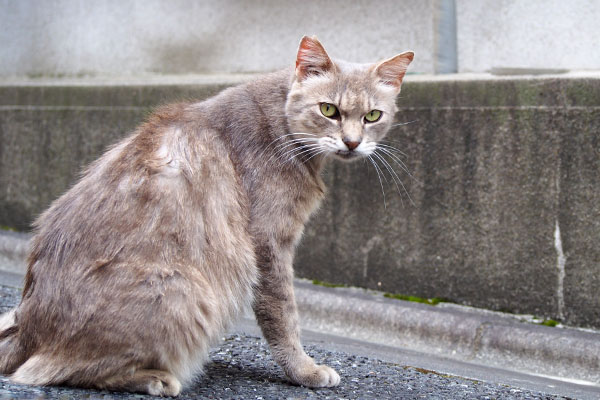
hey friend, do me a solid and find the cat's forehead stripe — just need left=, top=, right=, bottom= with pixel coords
left=339, top=90, right=370, bottom=115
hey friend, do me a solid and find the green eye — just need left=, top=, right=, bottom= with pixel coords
left=320, top=103, right=339, bottom=118
left=364, top=110, right=382, bottom=123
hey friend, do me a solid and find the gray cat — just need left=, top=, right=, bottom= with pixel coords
left=0, top=36, right=413, bottom=396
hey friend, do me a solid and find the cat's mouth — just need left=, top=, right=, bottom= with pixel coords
left=334, top=150, right=361, bottom=160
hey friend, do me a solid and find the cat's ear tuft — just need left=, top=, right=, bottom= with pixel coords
left=295, top=36, right=334, bottom=81
left=374, top=51, right=414, bottom=90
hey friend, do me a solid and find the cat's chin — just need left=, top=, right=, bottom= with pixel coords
left=333, top=150, right=363, bottom=161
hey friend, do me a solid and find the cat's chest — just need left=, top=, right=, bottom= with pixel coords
left=248, top=169, right=325, bottom=239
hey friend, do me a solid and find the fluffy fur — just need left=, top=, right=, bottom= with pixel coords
left=0, top=36, right=413, bottom=395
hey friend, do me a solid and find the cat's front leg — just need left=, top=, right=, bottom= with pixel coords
left=252, top=245, right=340, bottom=388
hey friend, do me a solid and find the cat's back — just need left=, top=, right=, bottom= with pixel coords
left=28, top=69, right=293, bottom=270
left=23, top=70, right=298, bottom=306
left=25, top=94, right=257, bottom=300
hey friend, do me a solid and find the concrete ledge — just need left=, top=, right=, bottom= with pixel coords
left=1, top=74, right=599, bottom=328
left=295, top=281, right=600, bottom=385
left=1, top=231, right=598, bottom=386
left=0, top=231, right=28, bottom=274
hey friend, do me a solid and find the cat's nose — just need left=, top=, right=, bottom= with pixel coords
left=343, top=139, right=361, bottom=151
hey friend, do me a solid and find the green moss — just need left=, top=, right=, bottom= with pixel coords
left=540, top=319, right=559, bottom=327
left=384, top=293, right=445, bottom=306
left=311, top=279, right=347, bottom=288
left=0, top=225, right=17, bottom=232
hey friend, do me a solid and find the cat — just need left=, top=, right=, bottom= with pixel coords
left=0, top=36, right=413, bottom=396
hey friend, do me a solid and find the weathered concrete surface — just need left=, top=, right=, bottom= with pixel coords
left=0, top=74, right=598, bottom=328
left=3, top=1, right=600, bottom=77
left=0, top=0, right=437, bottom=76
left=456, top=0, right=600, bottom=73
left=558, top=108, right=600, bottom=328
left=297, top=75, right=600, bottom=329
left=294, top=280, right=600, bottom=385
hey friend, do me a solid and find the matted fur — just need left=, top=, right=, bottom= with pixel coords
left=0, top=36, right=413, bottom=396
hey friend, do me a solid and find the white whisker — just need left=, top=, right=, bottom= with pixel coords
left=300, top=148, right=329, bottom=164
left=373, top=150, right=415, bottom=207
left=367, top=155, right=387, bottom=210
left=265, top=138, right=319, bottom=166
left=371, top=151, right=406, bottom=207
left=391, top=119, right=419, bottom=127
left=275, top=143, right=322, bottom=165
left=377, top=146, right=422, bottom=185
left=257, top=132, right=317, bottom=160
left=376, top=143, right=408, bottom=158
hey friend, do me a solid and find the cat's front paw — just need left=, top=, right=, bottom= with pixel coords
left=286, top=360, right=341, bottom=388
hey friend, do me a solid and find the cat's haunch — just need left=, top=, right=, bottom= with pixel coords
left=0, top=36, right=413, bottom=396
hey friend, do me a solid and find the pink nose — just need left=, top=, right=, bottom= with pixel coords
left=344, top=140, right=360, bottom=151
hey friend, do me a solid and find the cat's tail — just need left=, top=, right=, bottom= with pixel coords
left=0, top=308, right=28, bottom=375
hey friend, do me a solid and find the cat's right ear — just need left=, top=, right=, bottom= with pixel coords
left=295, top=36, right=334, bottom=81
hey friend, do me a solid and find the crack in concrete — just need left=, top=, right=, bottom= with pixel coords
left=360, top=235, right=383, bottom=279
left=468, top=321, right=491, bottom=361
left=554, top=220, right=566, bottom=321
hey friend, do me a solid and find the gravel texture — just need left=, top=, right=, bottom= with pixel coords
left=0, top=285, right=566, bottom=399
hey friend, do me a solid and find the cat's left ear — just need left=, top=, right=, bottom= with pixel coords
left=295, top=36, right=334, bottom=81
left=374, top=51, right=414, bottom=91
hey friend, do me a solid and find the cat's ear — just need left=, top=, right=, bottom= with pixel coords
left=295, top=36, right=334, bottom=81
left=374, top=51, right=414, bottom=90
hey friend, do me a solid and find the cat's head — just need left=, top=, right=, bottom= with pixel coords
left=285, top=36, right=413, bottom=162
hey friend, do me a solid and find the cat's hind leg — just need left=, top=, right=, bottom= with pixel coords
left=11, top=353, right=182, bottom=396
left=0, top=309, right=15, bottom=331
left=99, top=369, right=182, bottom=396
left=0, top=309, right=28, bottom=374
left=11, top=354, right=65, bottom=386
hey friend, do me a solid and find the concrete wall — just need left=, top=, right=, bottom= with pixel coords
left=0, top=0, right=437, bottom=76
left=0, top=75, right=598, bottom=329
left=298, top=75, right=600, bottom=329
left=3, top=0, right=600, bottom=77
left=456, top=0, right=600, bottom=73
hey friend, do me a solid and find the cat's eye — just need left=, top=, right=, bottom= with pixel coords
left=320, top=103, right=339, bottom=119
left=364, top=110, right=382, bottom=123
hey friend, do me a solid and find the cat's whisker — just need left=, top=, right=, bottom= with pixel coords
left=277, top=144, right=323, bottom=166
left=377, top=146, right=411, bottom=175
left=371, top=152, right=406, bottom=207
left=376, top=146, right=423, bottom=186
left=375, top=143, right=408, bottom=158
left=267, top=132, right=317, bottom=146
left=268, top=141, right=320, bottom=167
left=391, top=119, right=419, bottom=128
left=366, top=155, right=387, bottom=210
left=299, top=148, right=329, bottom=164
left=372, top=151, right=414, bottom=207
left=265, top=138, right=319, bottom=166
left=271, top=136, right=318, bottom=151
left=268, top=134, right=317, bottom=152
left=257, top=133, right=317, bottom=160
left=270, top=136, right=319, bottom=153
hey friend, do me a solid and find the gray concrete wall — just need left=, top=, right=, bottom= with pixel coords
left=0, top=75, right=598, bottom=329
left=0, top=0, right=437, bottom=76
left=298, top=75, right=600, bottom=329
left=3, top=0, right=600, bottom=77
left=456, top=0, right=600, bottom=73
